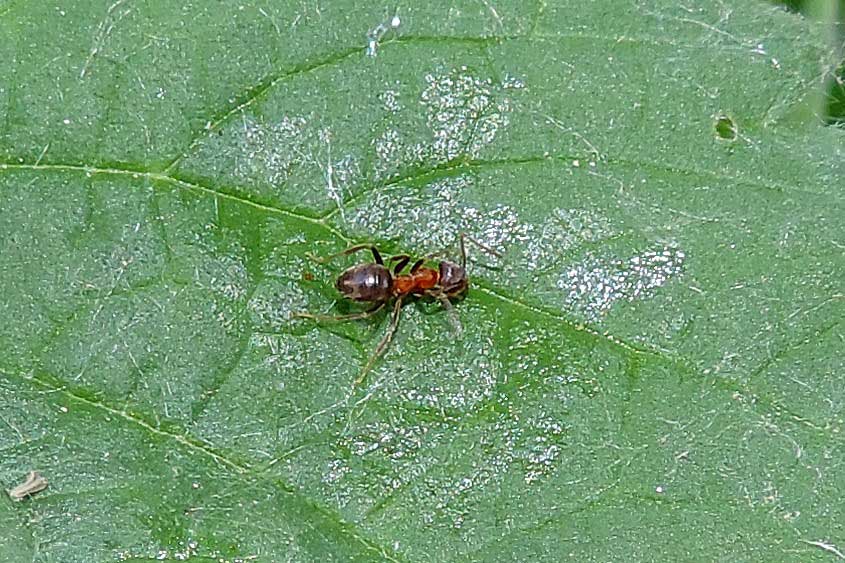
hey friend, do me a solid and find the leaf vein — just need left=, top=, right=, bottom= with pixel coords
left=160, top=45, right=365, bottom=174
left=1, top=369, right=407, bottom=562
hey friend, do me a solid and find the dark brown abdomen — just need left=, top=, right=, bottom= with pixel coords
left=336, top=264, right=393, bottom=302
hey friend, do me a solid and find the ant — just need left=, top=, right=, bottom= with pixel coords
left=293, top=233, right=500, bottom=386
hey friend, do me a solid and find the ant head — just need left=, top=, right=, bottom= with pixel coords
left=336, top=263, right=393, bottom=302
left=438, top=260, right=468, bottom=297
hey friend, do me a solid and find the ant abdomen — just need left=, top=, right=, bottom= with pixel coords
left=336, top=263, right=393, bottom=302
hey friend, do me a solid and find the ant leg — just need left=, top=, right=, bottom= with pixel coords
left=429, top=291, right=463, bottom=336
left=354, top=296, right=404, bottom=387
left=292, top=302, right=385, bottom=322
left=409, top=258, right=426, bottom=274
left=308, top=244, right=384, bottom=265
left=404, top=234, right=500, bottom=272
left=388, top=255, right=411, bottom=274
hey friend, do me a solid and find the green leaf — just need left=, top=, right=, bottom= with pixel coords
left=1, top=1, right=843, bottom=561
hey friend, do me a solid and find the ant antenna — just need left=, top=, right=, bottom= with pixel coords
left=459, top=232, right=503, bottom=268
left=307, top=244, right=384, bottom=265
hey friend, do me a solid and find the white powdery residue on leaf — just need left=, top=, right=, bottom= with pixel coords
left=247, top=328, right=350, bottom=391
left=350, top=174, right=529, bottom=261
left=344, top=421, right=429, bottom=460
left=420, top=67, right=519, bottom=162
left=349, top=175, right=531, bottom=264
left=322, top=458, right=351, bottom=484
left=379, top=89, right=403, bottom=113
left=373, top=128, right=403, bottom=165
left=371, top=126, right=428, bottom=178
left=554, top=207, right=615, bottom=243
left=438, top=205, right=618, bottom=274
left=429, top=410, right=566, bottom=528
left=464, top=204, right=531, bottom=256
left=370, top=71, right=521, bottom=179
left=349, top=175, right=472, bottom=250
left=558, top=247, right=686, bottom=320
left=233, top=114, right=310, bottom=186
left=327, top=421, right=436, bottom=501
left=519, top=415, right=566, bottom=484
left=626, top=248, right=686, bottom=298
left=233, top=114, right=363, bottom=214
left=116, top=540, right=203, bottom=562
left=323, top=397, right=518, bottom=510
left=191, top=233, right=250, bottom=306
left=507, top=326, right=588, bottom=388
left=406, top=334, right=501, bottom=411
left=171, top=539, right=201, bottom=561
left=208, top=255, right=249, bottom=302
left=522, top=208, right=617, bottom=272
left=501, top=73, right=526, bottom=90
left=329, top=154, right=360, bottom=191
left=248, top=279, right=308, bottom=329
left=401, top=387, right=441, bottom=408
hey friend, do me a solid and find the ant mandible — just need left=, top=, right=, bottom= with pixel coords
left=293, top=233, right=499, bottom=386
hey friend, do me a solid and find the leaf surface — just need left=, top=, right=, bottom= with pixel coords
left=1, top=1, right=843, bottom=561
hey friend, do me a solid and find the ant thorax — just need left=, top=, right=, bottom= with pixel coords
left=393, top=267, right=439, bottom=296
